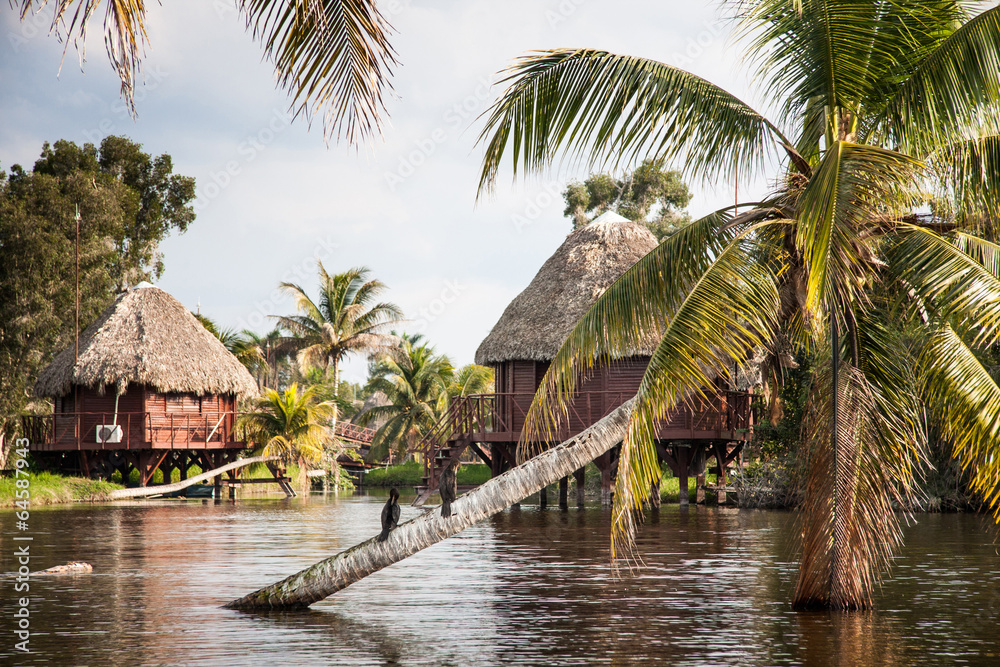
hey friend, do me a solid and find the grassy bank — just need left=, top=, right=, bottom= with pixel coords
left=0, top=472, right=122, bottom=507
left=365, top=461, right=492, bottom=487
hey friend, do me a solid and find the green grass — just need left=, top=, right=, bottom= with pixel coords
left=0, top=472, right=123, bottom=507
left=365, top=461, right=492, bottom=487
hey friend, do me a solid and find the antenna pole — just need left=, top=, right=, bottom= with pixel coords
left=75, top=205, right=81, bottom=363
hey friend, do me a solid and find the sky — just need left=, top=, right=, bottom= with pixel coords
left=1, top=0, right=771, bottom=382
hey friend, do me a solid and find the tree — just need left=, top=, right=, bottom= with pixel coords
left=448, top=364, right=494, bottom=399
left=0, top=136, right=194, bottom=459
left=276, top=263, right=402, bottom=472
left=237, top=383, right=335, bottom=493
left=15, top=0, right=396, bottom=145
left=359, top=333, right=454, bottom=462
left=226, top=399, right=634, bottom=610
left=477, top=2, right=1000, bottom=611
left=563, top=159, right=692, bottom=239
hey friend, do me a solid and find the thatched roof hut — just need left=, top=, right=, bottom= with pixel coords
left=35, top=282, right=257, bottom=398
left=475, top=212, right=659, bottom=365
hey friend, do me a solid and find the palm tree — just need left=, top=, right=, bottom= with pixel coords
left=17, top=0, right=396, bottom=145
left=359, top=333, right=454, bottom=462
left=276, top=263, right=402, bottom=462
left=225, top=399, right=634, bottom=610
left=448, top=364, right=495, bottom=399
left=474, top=2, right=1000, bottom=610
left=237, top=383, right=335, bottom=493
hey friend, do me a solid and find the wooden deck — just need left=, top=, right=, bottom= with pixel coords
left=22, top=412, right=245, bottom=451
left=412, top=390, right=753, bottom=499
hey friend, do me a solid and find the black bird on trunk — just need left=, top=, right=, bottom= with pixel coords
left=378, top=488, right=400, bottom=541
left=439, top=458, right=460, bottom=518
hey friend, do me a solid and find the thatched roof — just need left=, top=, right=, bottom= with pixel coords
left=475, top=212, right=659, bottom=364
left=35, top=283, right=258, bottom=398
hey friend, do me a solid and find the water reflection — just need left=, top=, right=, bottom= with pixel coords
left=2, top=497, right=999, bottom=665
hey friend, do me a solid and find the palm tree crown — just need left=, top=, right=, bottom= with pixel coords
left=237, top=383, right=335, bottom=491
left=478, top=1, right=1000, bottom=610
left=359, top=333, right=454, bottom=462
left=276, top=263, right=402, bottom=389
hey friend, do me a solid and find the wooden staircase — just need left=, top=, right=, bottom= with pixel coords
left=411, top=396, right=493, bottom=505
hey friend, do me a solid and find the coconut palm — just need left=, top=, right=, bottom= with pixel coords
left=475, top=2, right=1000, bottom=610
left=448, top=364, right=495, bottom=399
left=276, top=264, right=402, bottom=387
left=237, top=383, right=335, bottom=493
left=225, top=399, right=634, bottom=610
left=276, top=263, right=402, bottom=453
left=359, top=333, right=454, bottom=462
left=17, top=0, right=396, bottom=144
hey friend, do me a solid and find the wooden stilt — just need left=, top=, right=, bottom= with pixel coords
left=598, top=452, right=613, bottom=506
left=539, top=485, right=548, bottom=508
left=650, top=477, right=661, bottom=509
left=676, top=446, right=690, bottom=507
left=558, top=476, right=568, bottom=510
left=573, top=467, right=586, bottom=508
left=695, top=473, right=706, bottom=504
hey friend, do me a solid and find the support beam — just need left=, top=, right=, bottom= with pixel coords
left=676, top=447, right=690, bottom=507
left=539, top=486, right=548, bottom=508
left=573, top=467, right=585, bottom=508
left=558, top=476, right=568, bottom=510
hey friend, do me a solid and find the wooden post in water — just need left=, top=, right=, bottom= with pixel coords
left=539, top=485, right=548, bottom=508
left=558, top=476, right=568, bottom=510
left=677, top=447, right=690, bottom=507
left=573, top=467, right=585, bottom=508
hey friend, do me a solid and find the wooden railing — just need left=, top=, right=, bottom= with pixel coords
left=21, top=412, right=243, bottom=450
left=412, top=390, right=753, bottom=487
left=334, top=421, right=377, bottom=445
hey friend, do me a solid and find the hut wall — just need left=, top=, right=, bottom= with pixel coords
left=494, top=357, right=649, bottom=438
left=55, top=385, right=145, bottom=447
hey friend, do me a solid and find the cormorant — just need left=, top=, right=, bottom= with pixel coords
left=439, top=459, right=459, bottom=518
left=378, top=487, right=400, bottom=542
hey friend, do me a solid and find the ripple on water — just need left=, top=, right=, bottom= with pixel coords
left=2, top=498, right=999, bottom=665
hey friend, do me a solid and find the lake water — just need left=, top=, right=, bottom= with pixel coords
left=2, top=492, right=999, bottom=666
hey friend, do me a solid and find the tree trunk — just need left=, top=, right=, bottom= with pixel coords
left=330, top=359, right=341, bottom=493
left=224, top=399, right=634, bottom=611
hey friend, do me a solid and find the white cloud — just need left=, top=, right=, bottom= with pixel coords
left=2, top=0, right=774, bottom=379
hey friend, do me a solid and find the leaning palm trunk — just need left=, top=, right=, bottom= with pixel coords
left=224, top=399, right=634, bottom=610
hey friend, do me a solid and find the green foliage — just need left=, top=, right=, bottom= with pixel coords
left=448, top=364, right=494, bottom=398
left=0, top=471, right=122, bottom=506
left=360, top=333, right=454, bottom=462
left=364, top=461, right=491, bottom=487
left=751, top=353, right=813, bottom=461
left=364, top=460, right=424, bottom=487
left=562, top=158, right=692, bottom=239
left=276, top=263, right=402, bottom=388
left=0, top=136, right=195, bottom=446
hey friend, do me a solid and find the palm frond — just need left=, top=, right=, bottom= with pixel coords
left=239, top=0, right=397, bottom=144
left=477, top=49, right=804, bottom=196
left=877, top=5, right=1000, bottom=155
left=796, top=141, right=920, bottom=315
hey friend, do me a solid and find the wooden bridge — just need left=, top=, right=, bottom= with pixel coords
left=412, top=390, right=753, bottom=506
